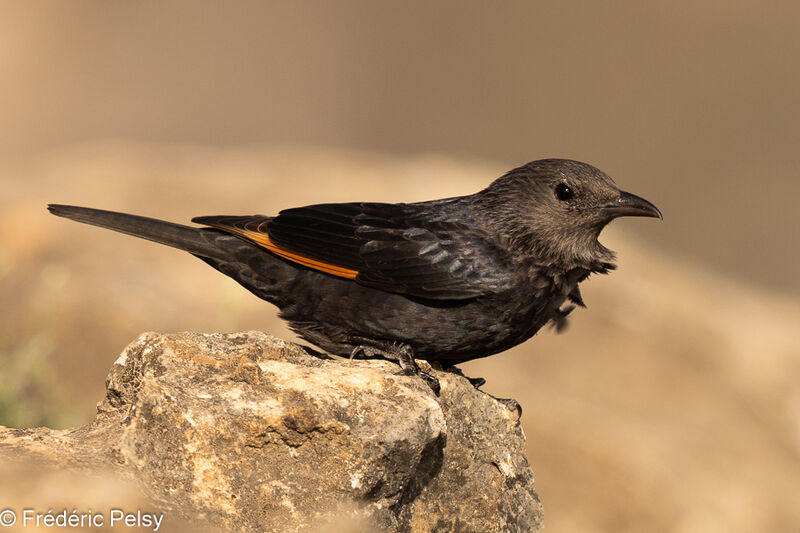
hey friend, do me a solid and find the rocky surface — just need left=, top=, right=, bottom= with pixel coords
left=0, top=331, right=541, bottom=532
left=4, top=144, right=800, bottom=532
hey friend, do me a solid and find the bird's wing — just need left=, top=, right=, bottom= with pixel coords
left=193, top=202, right=511, bottom=300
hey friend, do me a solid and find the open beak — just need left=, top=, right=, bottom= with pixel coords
left=601, top=190, right=662, bottom=219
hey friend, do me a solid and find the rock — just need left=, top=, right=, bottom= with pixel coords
left=0, top=331, right=542, bottom=532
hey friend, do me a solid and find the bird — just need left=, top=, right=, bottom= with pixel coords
left=48, top=158, right=661, bottom=393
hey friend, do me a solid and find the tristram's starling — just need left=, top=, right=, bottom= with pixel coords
left=49, top=159, right=660, bottom=391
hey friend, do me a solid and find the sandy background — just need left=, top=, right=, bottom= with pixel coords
left=1, top=2, right=799, bottom=532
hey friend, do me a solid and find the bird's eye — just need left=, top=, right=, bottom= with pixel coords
left=555, top=183, right=574, bottom=201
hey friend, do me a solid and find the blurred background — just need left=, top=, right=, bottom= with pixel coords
left=1, top=1, right=799, bottom=532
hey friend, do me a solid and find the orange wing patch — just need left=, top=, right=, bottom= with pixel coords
left=224, top=227, right=358, bottom=280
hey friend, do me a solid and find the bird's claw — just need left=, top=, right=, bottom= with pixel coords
left=350, top=337, right=440, bottom=395
left=494, top=397, right=522, bottom=421
left=394, top=344, right=440, bottom=395
left=467, top=376, right=486, bottom=389
left=443, top=365, right=485, bottom=389
left=419, top=372, right=441, bottom=395
left=393, top=367, right=440, bottom=395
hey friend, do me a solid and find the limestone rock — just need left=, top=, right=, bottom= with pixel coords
left=0, top=331, right=541, bottom=532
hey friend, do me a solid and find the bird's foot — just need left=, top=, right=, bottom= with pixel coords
left=444, top=365, right=486, bottom=389
left=443, top=366, right=519, bottom=421
left=494, top=397, right=522, bottom=420
left=349, top=345, right=384, bottom=359
left=349, top=338, right=440, bottom=395
left=394, top=345, right=441, bottom=395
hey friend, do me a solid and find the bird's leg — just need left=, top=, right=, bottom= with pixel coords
left=349, top=345, right=383, bottom=360
left=349, top=337, right=440, bottom=395
left=348, top=335, right=404, bottom=362
left=393, top=345, right=441, bottom=395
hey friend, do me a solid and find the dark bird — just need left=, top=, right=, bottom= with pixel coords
left=48, top=159, right=660, bottom=392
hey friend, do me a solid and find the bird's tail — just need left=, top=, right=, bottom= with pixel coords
left=47, top=204, right=228, bottom=260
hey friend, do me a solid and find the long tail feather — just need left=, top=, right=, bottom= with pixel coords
left=47, top=204, right=225, bottom=260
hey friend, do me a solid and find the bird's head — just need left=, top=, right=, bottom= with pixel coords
left=474, top=158, right=661, bottom=269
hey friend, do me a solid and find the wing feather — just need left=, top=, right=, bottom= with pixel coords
left=193, top=201, right=511, bottom=300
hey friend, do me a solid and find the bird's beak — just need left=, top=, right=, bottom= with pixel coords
left=600, top=190, right=662, bottom=219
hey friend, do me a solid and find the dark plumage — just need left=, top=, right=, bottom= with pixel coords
left=48, top=159, right=660, bottom=391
